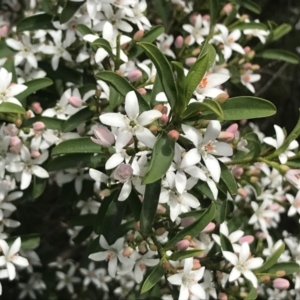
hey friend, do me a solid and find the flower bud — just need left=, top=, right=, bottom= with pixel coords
left=33, top=121, right=46, bottom=132
left=181, top=216, right=196, bottom=227
left=189, top=13, right=198, bottom=25
left=202, top=14, right=210, bottom=21
left=159, top=114, right=169, bottom=125
left=154, top=104, right=164, bottom=112
left=138, top=243, right=147, bottom=254
left=114, top=164, right=133, bottom=182
left=273, top=278, right=290, bottom=290
left=168, top=130, right=180, bottom=141
left=237, top=187, right=248, bottom=198
left=155, top=228, right=166, bottom=236
left=135, top=221, right=140, bottom=231
left=175, top=35, right=184, bottom=48
left=69, top=96, right=83, bottom=108
left=218, top=131, right=234, bottom=142
left=275, top=270, right=286, bottom=277
left=243, top=46, right=251, bottom=54
left=31, top=150, right=41, bottom=158
left=0, top=24, right=9, bottom=37
left=156, top=204, right=166, bottom=214
left=10, top=136, right=21, bottom=147
left=246, top=50, right=255, bottom=59
left=202, top=222, right=216, bottom=233
left=226, top=123, right=238, bottom=134
left=239, top=14, right=249, bottom=21
left=149, top=125, right=158, bottom=133
left=162, top=262, right=171, bottom=270
left=133, top=30, right=144, bottom=41
left=215, top=92, right=229, bottom=104
left=261, top=275, right=271, bottom=283
left=192, top=259, right=201, bottom=270
left=149, top=244, right=158, bottom=251
left=232, top=167, right=244, bottom=178
left=15, top=119, right=22, bottom=127
left=122, top=246, right=134, bottom=257
left=91, top=126, right=115, bottom=147
left=192, top=48, right=201, bottom=56
left=285, top=169, right=300, bottom=189
left=185, top=57, right=197, bottom=67
left=32, top=102, right=43, bottom=114
left=222, top=3, right=233, bottom=14
left=184, top=35, right=192, bottom=45
left=251, top=64, right=260, bottom=71
left=99, top=189, right=111, bottom=199
left=218, top=293, right=228, bottom=300
left=137, top=87, right=147, bottom=95
left=239, top=235, right=254, bottom=244
left=127, top=69, right=143, bottom=82
left=176, top=239, right=190, bottom=251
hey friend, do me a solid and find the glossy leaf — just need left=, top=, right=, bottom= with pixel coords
left=236, top=0, right=261, bottom=14
left=0, top=41, right=15, bottom=58
left=6, top=234, right=40, bottom=250
left=51, top=137, right=105, bottom=155
left=3, top=58, right=17, bottom=82
left=165, top=203, right=216, bottom=250
left=209, top=0, right=220, bottom=28
left=169, top=249, right=204, bottom=261
left=32, top=177, right=47, bottom=199
left=266, top=262, right=300, bottom=275
left=140, top=179, right=161, bottom=234
left=221, top=96, right=276, bottom=120
left=220, top=234, right=234, bottom=252
left=231, top=22, right=268, bottom=31
left=76, top=24, right=94, bottom=36
left=60, top=0, right=84, bottom=24
left=91, top=38, right=113, bottom=56
left=16, top=78, right=53, bottom=101
left=137, top=42, right=178, bottom=109
left=219, top=161, right=237, bottom=195
left=257, top=49, right=299, bottom=64
left=141, top=263, right=165, bottom=294
left=244, top=287, right=258, bottom=300
left=142, top=132, right=175, bottom=184
left=70, top=215, right=97, bottom=226
left=95, top=71, right=149, bottom=112
left=22, top=116, right=64, bottom=131
left=17, top=14, right=55, bottom=32
left=128, top=189, right=142, bottom=222
left=62, top=107, right=95, bottom=132
left=268, top=24, right=292, bottom=42
left=0, top=102, right=26, bottom=114
left=172, top=61, right=186, bottom=113
left=94, top=194, right=114, bottom=234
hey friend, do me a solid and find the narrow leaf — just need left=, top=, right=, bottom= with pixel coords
left=256, top=49, right=299, bottom=64
left=6, top=234, right=40, bottom=250
left=141, top=263, right=165, bottom=294
left=62, top=107, right=95, bottom=132
left=0, top=41, right=15, bottom=58
left=17, top=14, right=55, bottom=32
left=91, top=38, right=113, bottom=56
left=169, top=249, right=204, bottom=261
left=60, top=0, right=84, bottom=24
left=266, top=262, right=300, bottom=275
left=219, top=161, right=237, bottom=195
left=0, top=103, right=26, bottom=114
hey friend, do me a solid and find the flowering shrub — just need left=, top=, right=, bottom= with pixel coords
left=0, top=0, right=300, bottom=299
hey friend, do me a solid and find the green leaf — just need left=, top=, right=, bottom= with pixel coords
left=32, top=177, right=47, bottom=199
left=16, top=78, right=53, bottom=101
left=231, top=22, right=268, bottom=31
left=70, top=214, right=97, bottom=226
left=51, top=137, right=105, bottom=155
left=154, top=0, right=169, bottom=28
left=0, top=102, right=26, bottom=114
left=209, top=0, right=220, bottom=28
left=268, top=24, right=292, bottom=42
left=17, top=14, right=55, bottom=32
left=137, top=42, right=178, bottom=109
left=128, top=189, right=142, bottom=222
left=215, top=199, right=233, bottom=224
left=94, top=194, right=114, bottom=234
left=142, top=132, right=175, bottom=184
left=183, top=99, right=223, bottom=120
left=266, top=262, right=300, bottom=275
left=221, top=96, right=276, bottom=120
left=169, top=249, right=204, bottom=261
left=151, top=74, right=164, bottom=105
left=128, top=25, right=165, bottom=59
left=256, top=49, right=299, bottom=64
left=62, top=107, right=95, bottom=132
left=219, top=161, right=237, bottom=195
left=255, top=241, right=285, bottom=272
left=95, top=71, right=150, bottom=112
left=60, top=0, right=84, bottom=24
left=91, top=38, right=113, bottom=56
left=141, top=263, right=165, bottom=294
left=6, top=234, right=40, bottom=250
left=171, top=61, right=186, bottom=113
left=244, top=287, right=258, bottom=300
left=236, top=0, right=261, bottom=14
left=0, top=41, right=16, bottom=58
left=140, top=179, right=161, bottom=234
left=220, top=234, right=234, bottom=252
left=108, top=86, right=124, bottom=110
left=165, top=203, right=216, bottom=250
left=185, top=53, right=209, bottom=104
left=22, top=116, right=64, bottom=131
left=76, top=24, right=94, bottom=36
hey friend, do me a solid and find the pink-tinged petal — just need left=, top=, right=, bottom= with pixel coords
left=100, top=235, right=110, bottom=249
left=125, top=91, right=139, bottom=119
left=108, top=256, right=118, bottom=277
left=243, top=270, right=258, bottom=288
left=203, top=155, right=220, bottom=183
left=274, top=125, right=285, bottom=147
left=32, top=166, right=49, bottom=178
left=229, top=266, right=241, bottom=282
left=203, top=120, right=221, bottom=144
left=167, top=273, right=183, bottom=285
left=89, top=251, right=108, bottom=261
left=115, top=129, right=132, bottom=151
left=180, top=148, right=201, bottom=168
left=223, top=251, right=238, bottom=265
left=21, top=170, right=32, bottom=190
left=190, top=284, right=206, bottom=299
left=12, top=256, right=29, bottom=267
left=135, top=127, right=157, bottom=148
left=137, top=110, right=162, bottom=126
left=7, top=262, right=16, bottom=280
left=214, top=142, right=233, bottom=156
left=207, top=178, right=218, bottom=199
left=8, top=84, right=27, bottom=96
left=239, top=242, right=250, bottom=264
left=246, top=257, right=264, bottom=270
left=118, top=181, right=132, bottom=201
left=100, top=113, right=126, bottom=127
left=182, top=124, right=202, bottom=146
left=8, top=237, right=21, bottom=256
left=105, top=153, right=125, bottom=170
left=179, top=285, right=189, bottom=300
left=175, top=170, right=187, bottom=194
left=0, top=240, right=9, bottom=256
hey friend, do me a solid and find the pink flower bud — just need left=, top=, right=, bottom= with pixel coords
left=114, top=164, right=133, bottom=182
left=31, top=102, right=43, bottom=114
left=138, top=244, right=147, bottom=254
left=218, top=293, right=228, bottom=300
left=193, top=259, right=201, bottom=270
left=215, top=93, right=229, bottom=104
left=32, top=121, right=46, bottom=132
left=176, top=240, right=190, bottom=251
left=133, top=30, right=144, bottom=41
left=0, top=24, right=9, bottom=37
left=181, top=216, right=196, bottom=227
left=162, top=106, right=168, bottom=115
left=232, top=166, right=244, bottom=178
left=122, top=246, right=134, bottom=257
left=237, top=187, right=248, bottom=198
left=218, top=131, right=234, bottom=142
left=157, top=204, right=166, bottom=214
left=243, top=63, right=252, bottom=70
left=168, top=130, right=180, bottom=141
left=31, top=150, right=41, bottom=158
left=273, top=278, right=290, bottom=290
left=175, top=35, right=184, bottom=48
left=69, top=96, right=83, bottom=108
left=185, top=57, right=197, bottom=67
left=160, top=114, right=169, bottom=125
left=189, top=13, right=198, bottom=24
left=226, top=123, right=238, bottom=134
left=184, top=35, right=192, bottom=45
left=239, top=235, right=254, bottom=244
left=222, top=3, right=233, bottom=14
left=9, top=136, right=21, bottom=147
left=137, top=88, right=147, bottom=95
left=285, top=169, right=300, bottom=189
left=243, top=46, right=251, bottom=54
left=202, top=222, right=216, bottom=233
left=127, top=69, right=143, bottom=82
left=202, top=14, right=210, bottom=21
left=91, top=126, right=115, bottom=147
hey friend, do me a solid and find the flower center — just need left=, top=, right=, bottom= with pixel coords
left=199, top=77, right=208, bottom=89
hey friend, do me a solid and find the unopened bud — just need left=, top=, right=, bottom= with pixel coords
left=163, top=262, right=171, bottom=270
left=133, top=30, right=144, bottom=41
left=99, top=188, right=111, bottom=199
left=175, top=35, right=184, bottom=48
left=31, top=150, right=41, bottom=158
left=127, top=69, right=143, bottom=82
left=15, top=119, right=22, bottom=127
left=154, top=104, right=164, bottom=112
left=247, top=50, right=255, bottom=59
left=192, top=259, right=201, bottom=270
left=244, top=46, right=251, bottom=54
left=240, top=14, right=249, bottom=21
left=218, top=131, right=234, bottom=142
left=202, top=14, right=210, bottom=21
left=185, top=57, right=197, bottom=67
left=176, top=239, right=190, bottom=251
left=135, top=235, right=143, bottom=243
left=202, top=222, right=216, bottom=233
left=275, top=270, right=286, bottom=277
left=156, top=204, right=166, bottom=214
left=246, top=169, right=261, bottom=176
left=226, top=123, right=238, bottom=134
left=138, top=243, right=147, bottom=254
left=149, top=125, right=158, bottom=133
left=160, top=114, right=169, bottom=125
left=192, top=48, right=201, bottom=56
left=273, top=278, right=290, bottom=290
left=261, top=275, right=271, bottom=283
left=237, top=187, right=248, bottom=198
left=156, top=228, right=166, bottom=236
left=69, top=96, right=83, bottom=108
left=218, top=292, right=228, bottom=300
left=122, top=246, right=134, bottom=257
left=215, top=92, right=229, bottom=104
left=127, top=233, right=135, bottom=241
left=135, top=221, right=140, bottom=231
left=189, top=13, right=198, bottom=25
left=0, top=24, right=9, bottom=37
left=25, top=111, right=32, bottom=119
left=222, top=3, right=233, bottom=14
left=232, top=167, right=244, bottom=178
left=137, top=87, right=147, bottom=95
left=168, top=130, right=180, bottom=141
left=149, top=244, right=158, bottom=251
left=239, top=235, right=254, bottom=244
left=31, top=102, right=43, bottom=114
left=181, top=216, right=196, bottom=227
left=10, top=136, right=21, bottom=147
left=251, top=64, right=260, bottom=71
left=92, top=126, right=115, bottom=147
left=184, top=35, right=192, bottom=45
left=250, top=176, right=259, bottom=183
left=32, top=121, right=46, bottom=131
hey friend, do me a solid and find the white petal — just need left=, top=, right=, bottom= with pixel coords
left=137, top=110, right=162, bottom=126
left=167, top=273, right=183, bottom=285
left=8, top=237, right=21, bottom=256
left=12, top=256, right=29, bottom=267
left=263, top=137, right=278, bottom=148
left=243, top=270, right=258, bottom=288
left=203, top=121, right=221, bottom=144
left=182, top=124, right=202, bottom=147
left=175, top=171, right=187, bottom=194
left=100, top=113, right=126, bottom=127
left=203, top=155, right=221, bottom=183
left=214, top=142, right=233, bottom=156
left=190, top=284, right=206, bottom=300
left=118, top=181, right=132, bottom=201
left=108, top=256, right=118, bottom=277
left=7, top=262, right=16, bottom=280
left=223, top=251, right=238, bottom=265
left=180, top=148, right=201, bottom=168
left=246, top=257, right=263, bottom=269
left=229, top=267, right=241, bottom=282
left=32, top=166, right=49, bottom=178
left=125, top=91, right=139, bottom=120
left=21, top=170, right=32, bottom=190
left=105, top=153, right=125, bottom=170
left=135, top=128, right=157, bottom=148
left=239, top=242, right=250, bottom=264
left=115, top=129, right=132, bottom=151
left=274, top=125, right=285, bottom=146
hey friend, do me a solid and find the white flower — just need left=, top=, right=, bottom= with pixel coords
left=183, top=14, right=209, bottom=45
left=286, top=190, right=300, bottom=216
left=100, top=91, right=162, bottom=149
left=56, top=264, right=80, bottom=294
left=263, top=125, right=298, bottom=164
left=243, top=20, right=269, bottom=44
left=0, top=237, right=29, bottom=280
left=241, top=70, right=261, bottom=93
left=76, top=197, right=100, bottom=214
left=156, top=34, right=176, bottom=58
left=223, top=242, right=263, bottom=288
left=0, top=68, right=27, bottom=106
left=167, top=257, right=206, bottom=300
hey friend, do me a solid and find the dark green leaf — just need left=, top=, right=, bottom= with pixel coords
left=17, top=14, right=55, bottom=32
left=3, top=58, right=17, bottom=82
left=172, top=61, right=186, bottom=113
left=231, top=22, right=268, bottom=31
left=0, top=103, right=26, bottom=114
left=6, top=234, right=40, bottom=250
left=169, top=249, right=204, bottom=261
left=128, top=189, right=142, bottom=222
left=209, top=0, right=220, bottom=28
left=62, top=107, right=95, bottom=132
left=219, top=161, right=237, bottom=195
left=244, top=286, right=258, bottom=300
left=236, top=0, right=261, bottom=14
left=60, top=0, right=84, bottom=24
left=140, top=179, right=161, bottom=234
left=0, top=41, right=16, bottom=58
left=76, top=24, right=95, bottom=36
left=256, top=49, right=299, bottom=64
left=266, top=262, right=300, bottom=275
left=91, top=38, right=113, bottom=56
left=32, top=177, right=46, bottom=199
left=220, top=234, right=234, bottom=252
left=141, top=262, right=165, bottom=294
left=268, top=24, right=292, bottom=42
left=142, top=132, right=175, bottom=184
left=70, top=214, right=97, bottom=226
left=94, top=194, right=114, bottom=234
